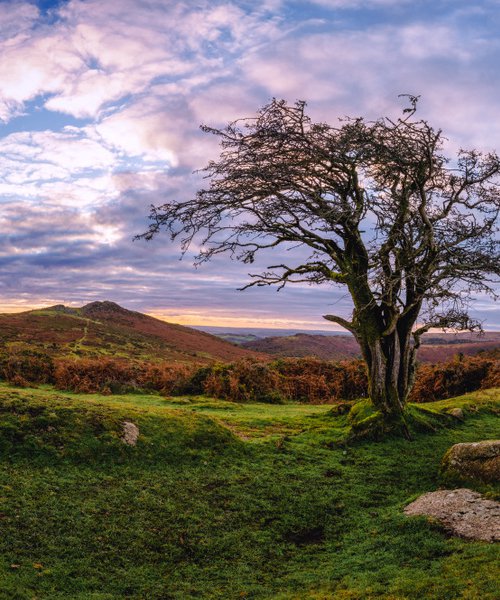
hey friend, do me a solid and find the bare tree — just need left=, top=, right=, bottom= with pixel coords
left=141, top=98, right=500, bottom=430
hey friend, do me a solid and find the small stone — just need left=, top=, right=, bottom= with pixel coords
left=442, top=440, right=500, bottom=483
left=121, top=421, right=139, bottom=446
left=404, top=488, right=500, bottom=542
left=448, top=408, right=464, bottom=420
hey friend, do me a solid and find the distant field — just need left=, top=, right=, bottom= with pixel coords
left=0, top=384, right=498, bottom=599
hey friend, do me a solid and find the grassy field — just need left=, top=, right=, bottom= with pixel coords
left=0, top=384, right=498, bottom=599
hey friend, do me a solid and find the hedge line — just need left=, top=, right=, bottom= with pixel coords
left=1, top=351, right=498, bottom=403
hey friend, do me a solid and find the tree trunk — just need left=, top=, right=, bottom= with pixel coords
left=358, top=328, right=415, bottom=437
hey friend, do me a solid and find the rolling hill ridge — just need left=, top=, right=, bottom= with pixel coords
left=240, top=331, right=500, bottom=362
left=0, top=301, right=260, bottom=364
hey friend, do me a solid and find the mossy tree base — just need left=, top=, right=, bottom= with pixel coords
left=347, top=400, right=460, bottom=441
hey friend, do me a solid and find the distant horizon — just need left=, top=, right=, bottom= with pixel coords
left=194, top=325, right=349, bottom=336
left=1, top=300, right=499, bottom=335
left=0, top=300, right=350, bottom=332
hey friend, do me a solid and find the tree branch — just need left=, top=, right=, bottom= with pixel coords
left=323, top=314, right=357, bottom=334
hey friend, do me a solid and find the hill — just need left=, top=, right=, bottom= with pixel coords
left=242, top=331, right=500, bottom=362
left=242, top=332, right=361, bottom=360
left=0, top=301, right=260, bottom=364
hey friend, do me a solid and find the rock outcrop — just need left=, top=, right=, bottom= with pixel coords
left=121, top=421, right=139, bottom=446
left=447, top=407, right=464, bottom=420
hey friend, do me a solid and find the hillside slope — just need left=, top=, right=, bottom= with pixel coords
left=242, top=332, right=361, bottom=360
left=242, top=331, right=500, bottom=362
left=0, top=301, right=261, bottom=364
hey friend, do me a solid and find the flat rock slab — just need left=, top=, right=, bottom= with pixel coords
left=442, top=440, right=500, bottom=483
left=404, top=488, right=500, bottom=542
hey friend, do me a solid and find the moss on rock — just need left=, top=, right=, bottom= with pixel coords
left=442, top=440, right=500, bottom=484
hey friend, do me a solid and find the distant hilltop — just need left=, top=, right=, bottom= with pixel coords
left=0, top=301, right=262, bottom=364
left=47, top=300, right=137, bottom=316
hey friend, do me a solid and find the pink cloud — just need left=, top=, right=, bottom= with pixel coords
left=0, top=0, right=285, bottom=121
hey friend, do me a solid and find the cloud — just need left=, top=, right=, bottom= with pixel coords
left=0, top=0, right=285, bottom=122
left=0, top=0, right=498, bottom=329
left=238, top=13, right=500, bottom=151
left=0, top=1, right=39, bottom=40
left=307, top=0, right=413, bottom=8
left=0, top=128, right=118, bottom=208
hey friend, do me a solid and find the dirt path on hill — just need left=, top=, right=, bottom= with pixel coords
left=71, top=318, right=90, bottom=353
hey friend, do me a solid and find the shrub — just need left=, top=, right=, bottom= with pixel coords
left=201, top=361, right=285, bottom=403
left=273, top=358, right=367, bottom=402
left=4, top=347, right=495, bottom=404
left=189, top=353, right=498, bottom=405
left=53, top=359, right=195, bottom=395
left=186, top=357, right=368, bottom=404
left=0, top=350, right=55, bottom=384
left=137, top=363, right=195, bottom=395
left=410, top=355, right=498, bottom=402
left=480, top=360, right=500, bottom=389
left=8, top=374, right=31, bottom=388
left=54, top=359, right=140, bottom=393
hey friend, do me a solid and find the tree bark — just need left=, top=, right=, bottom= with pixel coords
left=357, top=326, right=414, bottom=437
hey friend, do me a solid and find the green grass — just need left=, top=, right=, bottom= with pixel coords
left=0, top=385, right=498, bottom=599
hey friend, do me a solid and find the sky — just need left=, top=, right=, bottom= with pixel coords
left=0, top=0, right=499, bottom=330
